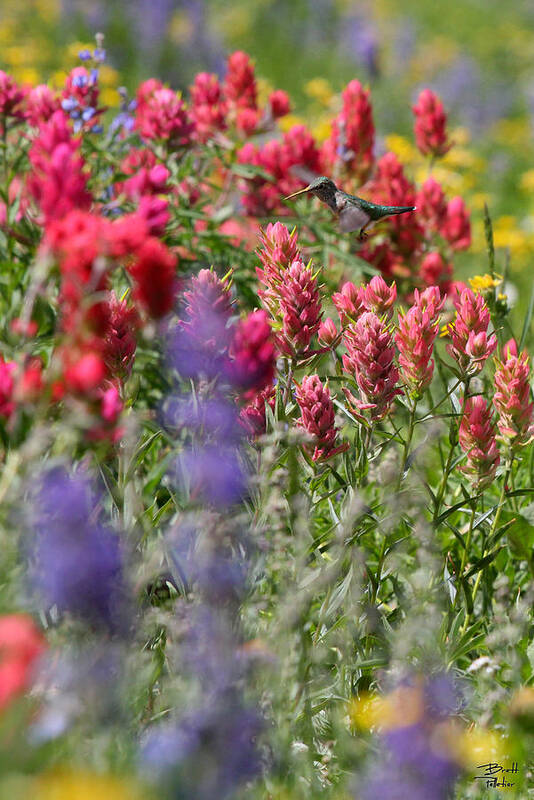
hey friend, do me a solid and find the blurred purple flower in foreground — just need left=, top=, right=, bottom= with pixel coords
left=358, top=671, right=464, bottom=800
left=28, top=467, right=129, bottom=632
left=141, top=698, right=262, bottom=800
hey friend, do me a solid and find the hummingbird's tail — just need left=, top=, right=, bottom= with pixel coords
left=379, top=205, right=416, bottom=218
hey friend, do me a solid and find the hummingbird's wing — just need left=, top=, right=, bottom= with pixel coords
left=335, top=193, right=371, bottom=232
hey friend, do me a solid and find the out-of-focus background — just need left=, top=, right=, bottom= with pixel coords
left=3, top=0, right=534, bottom=305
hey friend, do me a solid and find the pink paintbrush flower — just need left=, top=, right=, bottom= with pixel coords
left=363, top=275, right=397, bottom=319
left=441, top=196, right=471, bottom=251
left=322, top=78, right=375, bottom=184
left=493, top=339, right=534, bottom=453
left=446, top=288, right=497, bottom=375
left=277, top=259, right=323, bottom=356
left=412, top=88, right=451, bottom=158
left=342, top=311, right=401, bottom=421
left=295, top=374, right=348, bottom=461
left=332, top=281, right=366, bottom=327
left=459, top=395, right=500, bottom=490
left=396, top=287, right=444, bottom=399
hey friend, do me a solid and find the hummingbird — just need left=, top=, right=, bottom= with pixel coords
left=285, top=176, right=416, bottom=240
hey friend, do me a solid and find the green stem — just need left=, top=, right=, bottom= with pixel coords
left=461, top=465, right=511, bottom=631
left=452, top=500, right=477, bottom=615
left=397, top=399, right=417, bottom=490
left=433, top=438, right=456, bottom=522
left=283, top=358, right=295, bottom=407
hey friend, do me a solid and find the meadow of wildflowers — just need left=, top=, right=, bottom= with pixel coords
left=0, top=16, right=534, bottom=800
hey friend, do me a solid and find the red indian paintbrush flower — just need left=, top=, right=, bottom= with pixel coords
left=459, top=395, right=500, bottom=490
left=295, top=374, right=348, bottom=462
left=0, top=357, right=16, bottom=418
left=419, top=251, right=453, bottom=293
left=0, top=614, right=46, bottom=711
left=363, top=152, right=422, bottom=261
left=446, top=288, right=497, bottom=375
left=135, top=79, right=193, bottom=145
left=363, top=275, right=397, bottom=319
left=493, top=339, right=534, bottom=453
left=415, top=177, right=448, bottom=232
left=257, top=222, right=301, bottom=315
left=342, top=311, right=401, bottom=421
left=412, top=88, right=451, bottom=158
left=239, top=385, right=276, bottom=439
left=24, top=84, right=60, bottom=126
left=103, top=292, right=141, bottom=380
left=27, top=110, right=91, bottom=224
left=237, top=124, right=321, bottom=216
left=224, top=51, right=257, bottom=112
left=0, top=71, right=25, bottom=119
left=318, top=318, right=338, bottom=347
left=396, top=287, right=444, bottom=399
left=332, top=281, right=366, bottom=327
left=277, top=259, right=323, bottom=356
left=441, top=196, right=471, bottom=251
left=229, top=309, right=276, bottom=398
left=322, top=79, right=374, bottom=184
left=127, top=237, right=177, bottom=318
left=268, top=89, right=291, bottom=119
left=190, top=72, right=227, bottom=142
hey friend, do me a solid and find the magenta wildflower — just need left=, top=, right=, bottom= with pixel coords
left=295, top=375, right=348, bottom=461
left=229, top=310, right=276, bottom=398
left=318, top=318, right=338, bottom=347
left=396, top=287, right=444, bottom=399
left=446, top=288, right=497, bottom=375
left=342, top=312, right=401, bottom=421
left=277, top=260, right=323, bottom=356
left=363, top=275, right=397, bottom=319
left=332, top=281, right=366, bottom=327
left=493, top=339, right=534, bottom=453
left=458, top=395, right=500, bottom=490
left=412, top=88, right=451, bottom=158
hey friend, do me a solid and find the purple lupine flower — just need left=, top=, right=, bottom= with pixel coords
left=27, top=468, right=129, bottom=632
left=358, top=672, right=464, bottom=800
left=141, top=700, right=262, bottom=800
left=176, top=445, right=246, bottom=508
left=162, top=395, right=242, bottom=444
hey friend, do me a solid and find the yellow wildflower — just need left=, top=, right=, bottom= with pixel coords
left=468, top=273, right=503, bottom=293
left=66, top=41, right=94, bottom=64
left=349, top=685, right=423, bottom=731
left=99, top=65, right=119, bottom=88
left=452, top=725, right=508, bottom=770
left=278, top=113, right=305, bottom=133
left=385, top=134, right=417, bottom=164
left=100, top=87, right=120, bottom=108
left=304, top=78, right=334, bottom=106
left=312, top=117, right=332, bottom=143
left=32, top=770, right=146, bottom=800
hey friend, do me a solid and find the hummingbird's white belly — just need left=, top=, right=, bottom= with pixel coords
left=337, top=204, right=371, bottom=233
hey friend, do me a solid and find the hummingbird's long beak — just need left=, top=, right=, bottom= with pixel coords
left=284, top=185, right=312, bottom=200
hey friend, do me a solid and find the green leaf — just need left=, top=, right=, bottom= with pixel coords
left=500, top=511, right=534, bottom=559
left=463, top=547, right=503, bottom=579
left=461, top=578, right=474, bottom=614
